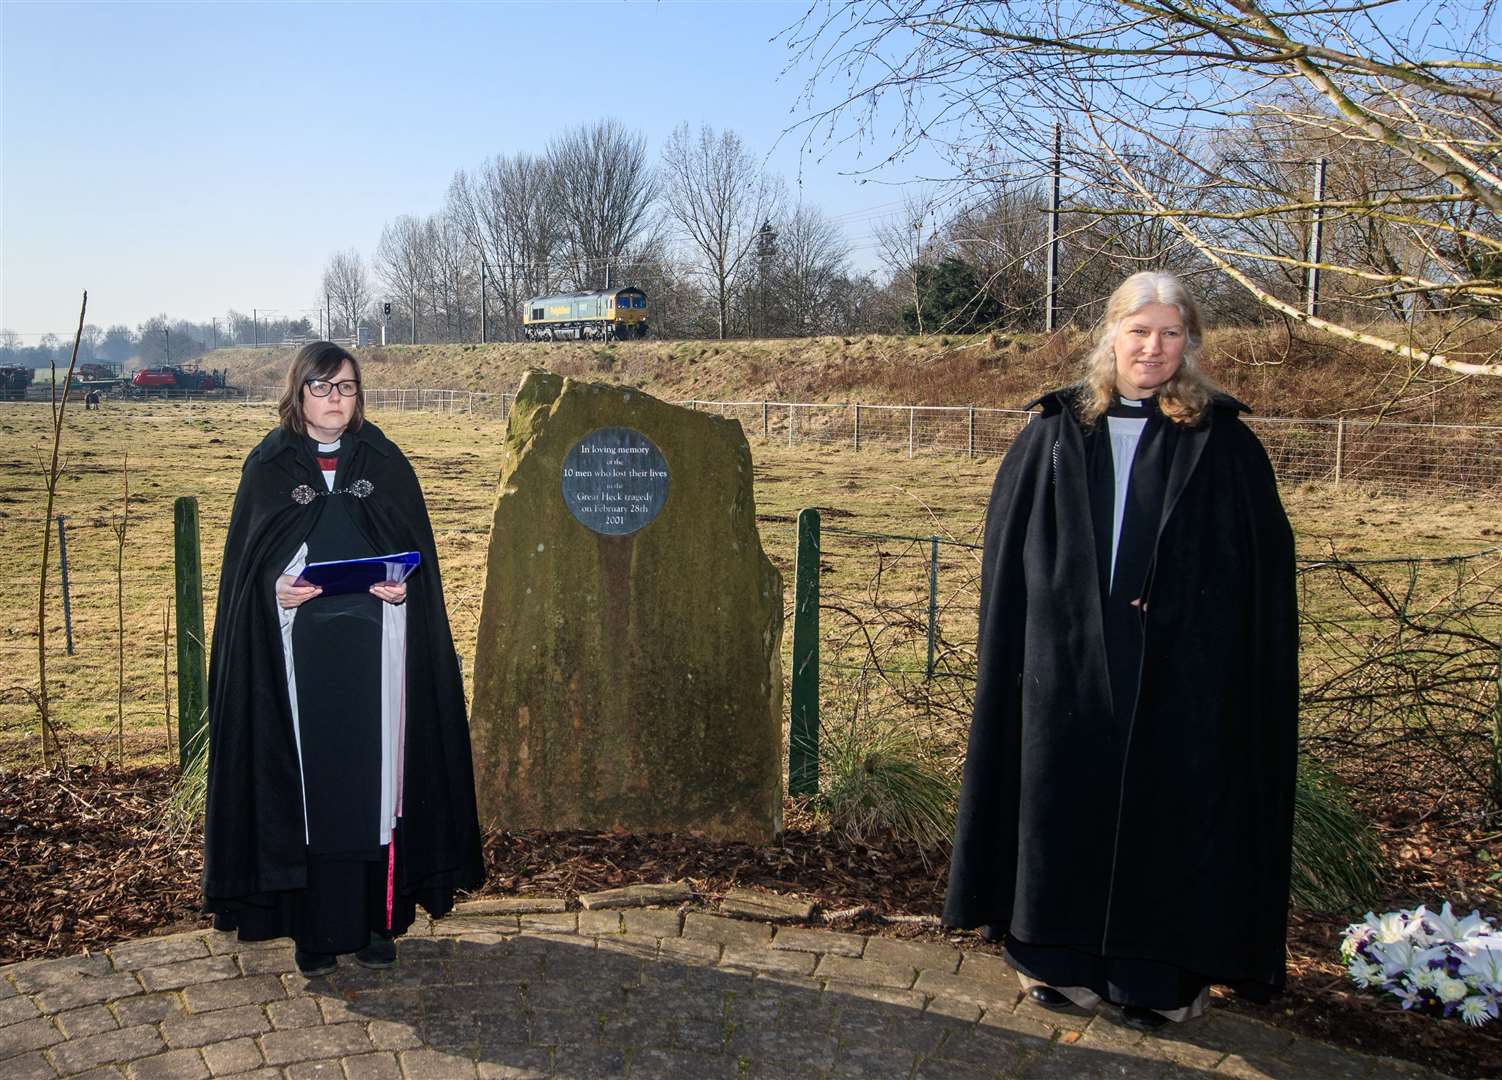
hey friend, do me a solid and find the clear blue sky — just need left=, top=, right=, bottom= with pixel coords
left=1, top=0, right=943, bottom=338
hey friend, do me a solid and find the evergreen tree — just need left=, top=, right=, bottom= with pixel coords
left=900, top=255, right=1002, bottom=333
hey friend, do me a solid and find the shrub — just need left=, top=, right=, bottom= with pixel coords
left=161, top=724, right=209, bottom=836
left=1292, top=754, right=1387, bottom=913
left=805, top=719, right=957, bottom=851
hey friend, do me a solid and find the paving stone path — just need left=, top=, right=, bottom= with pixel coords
left=1, top=904, right=1454, bottom=1079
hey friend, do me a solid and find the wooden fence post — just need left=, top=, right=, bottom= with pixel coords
left=967, top=407, right=976, bottom=458
left=790, top=508, right=821, bottom=796
left=908, top=407, right=916, bottom=458
left=852, top=404, right=860, bottom=450
left=174, top=497, right=208, bottom=770
left=1334, top=417, right=1346, bottom=485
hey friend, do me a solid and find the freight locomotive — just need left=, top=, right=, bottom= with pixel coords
left=522, top=287, right=648, bottom=341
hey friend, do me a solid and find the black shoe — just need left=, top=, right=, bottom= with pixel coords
left=294, top=949, right=336, bottom=977
left=353, top=933, right=397, bottom=969
left=1027, top=985, right=1075, bottom=1011
left=1119, top=1005, right=1169, bottom=1031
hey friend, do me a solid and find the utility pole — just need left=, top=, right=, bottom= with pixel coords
left=756, top=220, right=776, bottom=339
left=163, top=327, right=170, bottom=364
left=1306, top=157, right=1327, bottom=319
left=480, top=258, right=488, bottom=344
left=252, top=309, right=259, bottom=347
left=912, top=215, right=925, bottom=335
left=1046, top=123, right=1061, bottom=332
left=211, top=318, right=218, bottom=350
left=325, top=293, right=332, bottom=343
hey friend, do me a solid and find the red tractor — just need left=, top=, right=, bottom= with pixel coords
left=127, top=365, right=232, bottom=397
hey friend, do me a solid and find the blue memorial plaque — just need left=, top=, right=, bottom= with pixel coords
left=561, top=427, right=670, bottom=536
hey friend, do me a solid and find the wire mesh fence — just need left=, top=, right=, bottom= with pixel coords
left=800, top=515, right=1502, bottom=818
left=222, top=388, right=1502, bottom=494
left=1251, top=416, right=1502, bottom=491
left=677, top=399, right=1502, bottom=494
left=244, top=386, right=513, bottom=418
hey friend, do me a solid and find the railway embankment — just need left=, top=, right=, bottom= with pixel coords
left=208, top=326, right=1502, bottom=424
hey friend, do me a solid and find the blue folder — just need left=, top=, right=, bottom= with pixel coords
left=294, top=551, right=421, bottom=596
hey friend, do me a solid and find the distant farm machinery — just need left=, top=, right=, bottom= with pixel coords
left=71, top=363, right=238, bottom=400
left=0, top=361, right=241, bottom=403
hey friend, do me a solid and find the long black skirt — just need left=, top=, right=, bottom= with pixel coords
left=1005, top=938, right=1211, bottom=1012
left=211, top=849, right=413, bottom=955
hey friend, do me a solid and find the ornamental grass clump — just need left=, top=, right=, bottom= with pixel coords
left=808, top=721, right=957, bottom=851
left=161, top=723, right=209, bottom=837
left=1290, top=755, right=1387, bottom=913
left=1342, top=903, right=1502, bottom=1026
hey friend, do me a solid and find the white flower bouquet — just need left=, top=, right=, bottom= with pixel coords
left=1341, top=903, right=1501, bottom=1026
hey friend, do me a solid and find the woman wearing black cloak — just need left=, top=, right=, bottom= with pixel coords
left=943, top=272, right=1298, bottom=1030
left=203, top=342, right=483, bottom=976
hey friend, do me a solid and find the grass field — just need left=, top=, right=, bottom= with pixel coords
left=0, top=397, right=1497, bottom=770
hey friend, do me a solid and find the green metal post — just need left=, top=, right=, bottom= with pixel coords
left=925, top=536, right=939, bottom=680
left=174, top=496, right=208, bottom=770
left=790, top=508, right=821, bottom=796
left=1493, top=631, right=1502, bottom=810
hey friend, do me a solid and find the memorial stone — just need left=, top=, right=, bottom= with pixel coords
left=469, top=372, right=784, bottom=843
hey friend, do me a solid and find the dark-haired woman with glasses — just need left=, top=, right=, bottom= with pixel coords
left=203, top=341, right=483, bottom=976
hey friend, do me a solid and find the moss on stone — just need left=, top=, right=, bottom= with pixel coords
left=469, top=373, right=784, bottom=843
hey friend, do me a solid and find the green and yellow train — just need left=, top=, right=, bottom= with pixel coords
left=522, top=287, right=648, bottom=342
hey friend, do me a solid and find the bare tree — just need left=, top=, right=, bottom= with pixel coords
left=450, top=155, right=561, bottom=341
left=548, top=120, right=658, bottom=291
left=423, top=212, right=472, bottom=342
left=322, top=250, right=372, bottom=341
left=375, top=215, right=428, bottom=344
left=873, top=192, right=940, bottom=334
left=35, top=292, right=87, bottom=766
left=770, top=205, right=851, bottom=335
left=660, top=124, right=784, bottom=339
left=789, top=0, right=1502, bottom=377
left=942, top=185, right=1053, bottom=327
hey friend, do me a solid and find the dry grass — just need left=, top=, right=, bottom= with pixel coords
left=212, top=323, right=1502, bottom=424
left=0, top=398, right=1496, bottom=770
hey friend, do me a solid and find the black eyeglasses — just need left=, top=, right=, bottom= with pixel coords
left=305, top=378, right=360, bottom=398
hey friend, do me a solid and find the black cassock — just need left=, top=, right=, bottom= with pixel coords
left=943, top=387, right=1298, bottom=1011
left=203, top=422, right=484, bottom=953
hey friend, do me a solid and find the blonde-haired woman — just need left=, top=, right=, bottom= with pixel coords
left=944, top=272, right=1298, bottom=1029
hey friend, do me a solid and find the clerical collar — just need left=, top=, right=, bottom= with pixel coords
left=1106, top=394, right=1159, bottom=419
left=315, top=438, right=341, bottom=454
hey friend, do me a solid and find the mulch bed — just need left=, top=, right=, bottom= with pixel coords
left=2, top=764, right=1498, bottom=1078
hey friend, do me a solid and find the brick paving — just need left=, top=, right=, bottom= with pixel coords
left=0, top=907, right=1455, bottom=1079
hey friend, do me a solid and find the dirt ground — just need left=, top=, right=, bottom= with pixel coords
left=2, top=765, right=1499, bottom=1078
